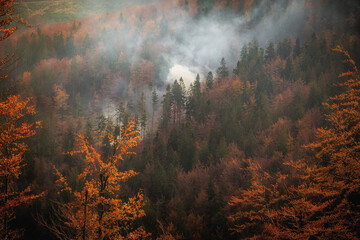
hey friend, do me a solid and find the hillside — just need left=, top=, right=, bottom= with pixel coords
left=1, top=0, right=360, bottom=239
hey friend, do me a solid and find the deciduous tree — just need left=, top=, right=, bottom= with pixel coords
left=1, top=1, right=42, bottom=238
left=52, top=119, right=150, bottom=240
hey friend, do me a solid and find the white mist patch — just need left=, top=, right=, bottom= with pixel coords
left=167, top=64, right=198, bottom=87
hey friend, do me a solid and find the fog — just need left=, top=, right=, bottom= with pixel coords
left=15, top=0, right=355, bottom=117
left=147, top=0, right=307, bottom=85
left=78, top=0, right=314, bottom=88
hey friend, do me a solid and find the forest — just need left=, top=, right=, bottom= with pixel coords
left=1, top=0, right=360, bottom=239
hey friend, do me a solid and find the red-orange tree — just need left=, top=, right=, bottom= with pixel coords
left=0, top=96, right=42, bottom=239
left=293, top=45, right=360, bottom=239
left=53, top=119, right=150, bottom=240
left=1, top=1, right=42, bottom=239
left=229, top=46, right=360, bottom=239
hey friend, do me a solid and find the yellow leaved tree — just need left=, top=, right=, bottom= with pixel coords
left=51, top=119, right=150, bottom=240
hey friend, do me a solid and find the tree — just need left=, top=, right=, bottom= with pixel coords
left=0, top=96, right=43, bottom=239
left=216, top=58, right=229, bottom=80
left=151, top=87, right=158, bottom=132
left=1, top=1, right=42, bottom=238
left=282, top=57, right=295, bottom=81
left=228, top=157, right=290, bottom=239
left=160, top=85, right=172, bottom=132
left=171, top=79, right=185, bottom=126
left=137, top=92, right=147, bottom=137
left=295, top=46, right=360, bottom=238
left=53, top=84, right=70, bottom=116
left=277, top=38, right=292, bottom=59
left=184, top=0, right=189, bottom=11
left=206, top=71, right=214, bottom=90
left=293, top=38, right=301, bottom=57
left=265, top=41, right=275, bottom=61
left=197, top=0, right=214, bottom=16
left=52, top=119, right=150, bottom=240
left=186, top=74, right=202, bottom=121
left=229, top=46, right=360, bottom=239
left=1, top=0, right=30, bottom=81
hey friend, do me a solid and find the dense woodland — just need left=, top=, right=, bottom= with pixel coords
left=1, top=0, right=360, bottom=239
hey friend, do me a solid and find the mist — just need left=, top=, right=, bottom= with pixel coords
left=128, top=1, right=305, bottom=81
left=12, top=0, right=355, bottom=118
left=75, top=0, right=313, bottom=89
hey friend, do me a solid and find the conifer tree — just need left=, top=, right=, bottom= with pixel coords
left=216, top=58, right=229, bottom=80
left=151, top=87, right=158, bottom=131
left=265, top=41, right=275, bottom=61
left=206, top=71, right=214, bottom=90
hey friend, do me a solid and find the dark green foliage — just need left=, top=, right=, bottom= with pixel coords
left=307, top=82, right=324, bottom=108
left=53, top=33, right=66, bottom=59
left=215, top=137, right=227, bottom=161
left=197, top=0, right=215, bottom=16
left=160, top=85, right=172, bottom=132
left=282, top=57, right=295, bottom=81
left=293, top=38, right=301, bottom=57
left=148, top=162, right=169, bottom=201
left=276, top=125, right=288, bottom=155
left=178, top=124, right=196, bottom=172
left=265, top=41, right=275, bottom=61
left=151, top=87, right=158, bottom=130
left=206, top=71, right=214, bottom=90
left=289, top=89, right=306, bottom=121
left=277, top=38, right=292, bottom=59
left=254, top=92, right=272, bottom=130
left=216, top=58, right=229, bottom=80
left=137, top=92, right=147, bottom=134
left=184, top=0, right=189, bottom=11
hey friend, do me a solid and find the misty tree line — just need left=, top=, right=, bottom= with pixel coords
left=118, top=32, right=359, bottom=239
left=2, top=0, right=360, bottom=238
left=4, top=27, right=360, bottom=240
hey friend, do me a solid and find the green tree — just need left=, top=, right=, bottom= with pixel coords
left=216, top=58, right=229, bottom=80
left=171, top=79, right=185, bottom=126
left=197, top=0, right=215, bottom=16
left=179, top=125, right=196, bottom=172
left=206, top=71, right=214, bottom=90
left=160, top=85, right=172, bottom=132
left=265, top=41, right=275, bottom=61
left=137, top=92, right=147, bottom=137
left=293, top=38, right=301, bottom=57
left=151, top=87, right=158, bottom=132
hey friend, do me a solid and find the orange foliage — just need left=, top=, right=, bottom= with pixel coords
left=0, top=95, right=42, bottom=239
left=53, top=84, right=69, bottom=113
left=53, top=119, right=150, bottom=240
left=1, top=1, right=43, bottom=238
left=228, top=158, right=288, bottom=239
left=229, top=46, right=360, bottom=239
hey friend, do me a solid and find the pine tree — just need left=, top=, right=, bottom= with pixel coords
left=171, top=79, right=185, bottom=126
left=137, top=92, right=147, bottom=137
left=160, top=85, right=173, bottom=132
left=293, top=38, right=301, bottom=57
left=265, top=41, right=275, bottom=61
left=216, top=58, right=229, bottom=80
left=151, top=87, right=158, bottom=132
left=206, top=71, right=214, bottom=90
left=197, top=0, right=215, bottom=16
